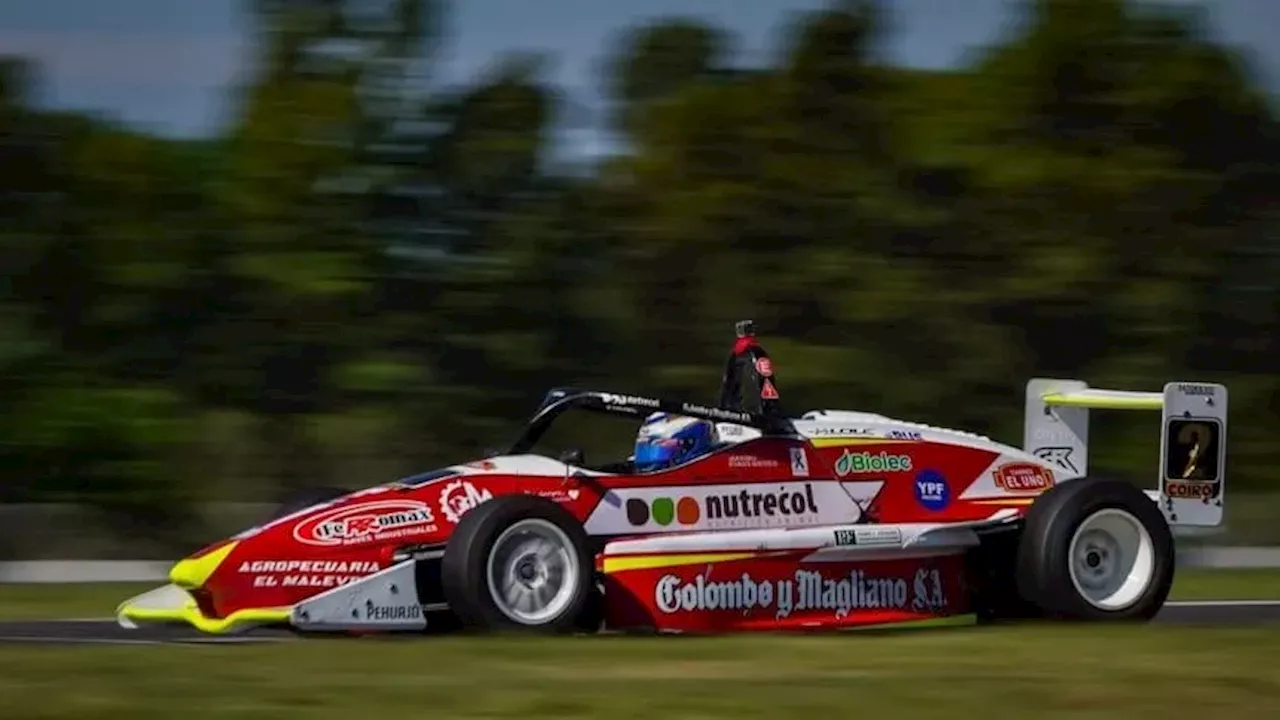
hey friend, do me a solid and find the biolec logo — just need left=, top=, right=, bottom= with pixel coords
left=834, top=451, right=912, bottom=476
left=914, top=469, right=950, bottom=511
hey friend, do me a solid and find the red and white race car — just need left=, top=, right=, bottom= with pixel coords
left=116, top=322, right=1228, bottom=635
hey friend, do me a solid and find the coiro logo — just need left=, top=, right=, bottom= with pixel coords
left=834, top=451, right=912, bottom=476
left=625, top=484, right=821, bottom=527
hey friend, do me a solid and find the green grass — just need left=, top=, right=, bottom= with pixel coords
left=0, top=571, right=1277, bottom=718
left=0, top=626, right=1279, bottom=718
left=1167, top=567, right=1280, bottom=600
left=0, top=568, right=1278, bottom=621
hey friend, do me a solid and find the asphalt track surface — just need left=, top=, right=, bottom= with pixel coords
left=1, top=600, right=1279, bottom=645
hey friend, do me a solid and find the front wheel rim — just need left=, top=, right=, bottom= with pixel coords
left=1067, top=508, right=1155, bottom=611
left=485, top=518, right=580, bottom=625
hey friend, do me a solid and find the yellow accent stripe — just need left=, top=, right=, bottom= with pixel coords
left=809, top=438, right=919, bottom=448
left=117, top=602, right=291, bottom=635
left=169, top=541, right=239, bottom=589
left=1040, top=392, right=1163, bottom=410
left=603, top=551, right=763, bottom=574
left=970, top=498, right=1037, bottom=506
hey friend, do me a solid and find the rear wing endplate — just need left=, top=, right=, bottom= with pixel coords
left=1024, top=378, right=1227, bottom=527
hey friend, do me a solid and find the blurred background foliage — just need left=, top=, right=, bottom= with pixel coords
left=1, top=0, right=1277, bottom=547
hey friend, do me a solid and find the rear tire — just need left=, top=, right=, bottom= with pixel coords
left=1016, top=477, right=1175, bottom=621
left=441, top=494, right=594, bottom=633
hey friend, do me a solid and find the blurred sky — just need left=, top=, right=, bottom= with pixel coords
left=1, top=0, right=1276, bottom=160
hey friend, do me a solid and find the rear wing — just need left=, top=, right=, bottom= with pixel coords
left=1024, top=378, right=1227, bottom=527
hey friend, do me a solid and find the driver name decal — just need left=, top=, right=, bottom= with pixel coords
left=588, top=481, right=884, bottom=533
left=293, top=500, right=438, bottom=547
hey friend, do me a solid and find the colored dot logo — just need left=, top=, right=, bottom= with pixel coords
left=625, top=496, right=702, bottom=526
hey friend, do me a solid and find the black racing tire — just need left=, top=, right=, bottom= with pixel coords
left=967, top=526, right=1045, bottom=624
left=269, top=486, right=349, bottom=521
left=440, top=494, right=595, bottom=633
left=1016, top=477, right=1175, bottom=621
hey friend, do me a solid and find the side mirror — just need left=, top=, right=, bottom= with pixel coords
left=559, top=448, right=584, bottom=466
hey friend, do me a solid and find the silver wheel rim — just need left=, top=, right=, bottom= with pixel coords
left=485, top=518, right=579, bottom=625
left=1067, top=508, right=1155, bottom=611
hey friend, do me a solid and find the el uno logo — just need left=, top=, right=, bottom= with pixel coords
left=914, top=469, right=949, bottom=511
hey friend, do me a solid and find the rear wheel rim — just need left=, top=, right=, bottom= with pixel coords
left=1067, top=508, right=1155, bottom=611
left=485, top=518, right=579, bottom=625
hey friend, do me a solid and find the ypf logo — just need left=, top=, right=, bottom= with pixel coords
left=913, top=469, right=950, bottom=511
left=626, top=496, right=701, bottom=527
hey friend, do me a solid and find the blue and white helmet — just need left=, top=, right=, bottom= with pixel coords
left=633, top=413, right=716, bottom=472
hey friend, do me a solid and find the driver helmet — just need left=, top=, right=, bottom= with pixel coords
left=633, top=412, right=716, bottom=472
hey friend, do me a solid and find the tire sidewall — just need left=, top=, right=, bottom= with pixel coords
left=441, top=494, right=594, bottom=632
left=1017, top=478, right=1175, bottom=621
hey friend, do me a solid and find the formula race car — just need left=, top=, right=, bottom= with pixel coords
left=116, top=321, right=1228, bottom=635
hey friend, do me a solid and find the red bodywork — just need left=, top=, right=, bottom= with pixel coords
left=189, top=433, right=1047, bottom=631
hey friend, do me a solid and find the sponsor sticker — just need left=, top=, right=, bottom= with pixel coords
left=654, top=566, right=948, bottom=618
left=755, top=357, right=773, bottom=377
left=600, top=393, right=661, bottom=407
left=913, top=469, right=950, bottom=511
left=361, top=599, right=423, bottom=622
left=625, top=483, right=820, bottom=528
left=588, top=481, right=884, bottom=534
left=1166, top=481, right=1216, bottom=501
left=238, top=559, right=382, bottom=588
left=439, top=480, right=494, bottom=524
left=1033, top=426, right=1075, bottom=443
left=789, top=447, right=810, bottom=477
left=1033, top=447, right=1077, bottom=474
left=886, top=430, right=923, bottom=440
left=833, top=526, right=902, bottom=547
left=293, top=500, right=437, bottom=547
left=718, top=423, right=745, bottom=437
left=812, top=427, right=876, bottom=436
left=835, top=450, right=912, bottom=476
left=992, top=462, right=1054, bottom=493
left=532, top=487, right=582, bottom=503
left=238, top=560, right=380, bottom=574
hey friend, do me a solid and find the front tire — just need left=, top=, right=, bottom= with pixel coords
left=1017, top=477, right=1175, bottom=621
left=441, top=494, right=594, bottom=633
